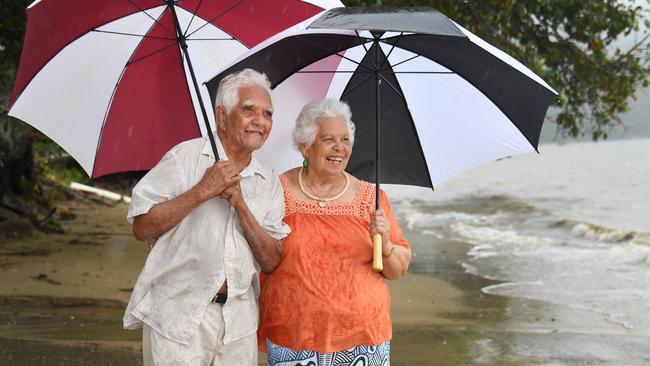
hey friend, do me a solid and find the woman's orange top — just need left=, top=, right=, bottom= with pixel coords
left=258, top=176, right=410, bottom=353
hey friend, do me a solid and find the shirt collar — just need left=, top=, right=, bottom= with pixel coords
left=201, top=134, right=267, bottom=180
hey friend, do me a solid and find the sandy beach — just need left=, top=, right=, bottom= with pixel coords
left=0, top=197, right=468, bottom=365
left=4, top=179, right=648, bottom=365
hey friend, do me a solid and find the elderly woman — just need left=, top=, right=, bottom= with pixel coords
left=258, top=99, right=412, bottom=366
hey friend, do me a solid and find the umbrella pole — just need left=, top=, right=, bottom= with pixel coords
left=372, top=39, right=383, bottom=273
left=167, top=0, right=220, bottom=160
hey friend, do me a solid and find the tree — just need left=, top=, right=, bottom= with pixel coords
left=343, top=0, right=650, bottom=140
left=1, top=0, right=77, bottom=230
left=1, top=0, right=34, bottom=215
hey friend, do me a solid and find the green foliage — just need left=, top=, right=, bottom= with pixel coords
left=33, top=133, right=90, bottom=185
left=0, top=115, right=28, bottom=165
left=0, top=0, right=27, bottom=100
left=343, top=0, right=650, bottom=140
left=1, top=0, right=87, bottom=188
left=1, top=0, right=31, bottom=183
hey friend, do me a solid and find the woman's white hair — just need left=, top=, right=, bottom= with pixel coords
left=214, top=68, right=272, bottom=112
left=293, top=99, right=356, bottom=149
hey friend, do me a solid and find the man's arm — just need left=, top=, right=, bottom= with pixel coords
left=219, top=183, right=282, bottom=273
left=133, top=161, right=241, bottom=242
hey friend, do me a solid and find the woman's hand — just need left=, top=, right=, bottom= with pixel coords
left=371, top=208, right=393, bottom=256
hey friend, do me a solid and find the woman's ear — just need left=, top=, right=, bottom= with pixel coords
left=298, top=143, right=309, bottom=161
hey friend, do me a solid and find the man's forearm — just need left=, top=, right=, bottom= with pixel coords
left=233, top=201, right=282, bottom=273
left=133, top=187, right=208, bottom=241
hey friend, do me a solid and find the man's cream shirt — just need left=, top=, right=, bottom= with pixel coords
left=124, top=136, right=289, bottom=345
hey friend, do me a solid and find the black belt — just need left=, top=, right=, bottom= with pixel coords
left=211, top=293, right=227, bottom=304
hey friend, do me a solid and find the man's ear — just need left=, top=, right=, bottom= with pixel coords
left=216, top=106, right=227, bottom=132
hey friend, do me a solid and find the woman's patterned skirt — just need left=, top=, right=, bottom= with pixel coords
left=266, top=339, right=390, bottom=366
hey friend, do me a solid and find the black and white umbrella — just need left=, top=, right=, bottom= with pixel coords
left=206, top=7, right=557, bottom=270
left=208, top=7, right=557, bottom=186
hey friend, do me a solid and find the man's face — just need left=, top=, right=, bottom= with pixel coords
left=217, top=85, right=273, bottom=154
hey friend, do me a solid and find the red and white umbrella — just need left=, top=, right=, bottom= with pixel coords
left=8, top=0, right=343, bottom=177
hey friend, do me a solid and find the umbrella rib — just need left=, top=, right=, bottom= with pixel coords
left=186, top=37, right=236, bottom=41
left=384, top=38, right=465, bottom=71
left=355, top=30, right=370, bottom=53
left=91, top=29, right=176, bottom=40
left=392, top=71, right=455, bottom=74
left=185, top=0, right=245, bottom=39
left=126, top=0, right=176, bottom=37
left=378, top=74, right=404, bottom=99
left=378, top=32, right=404, bottom=71
left=295, top=35, right=373, bottom=72
left=183, top=0, right=205, bottom=37
left=126, top=42, right=178, bottom=66
left=340, top=73, right=375, bottom=99
left=296, top=70, right=373, bottom=74
left=91, top=13, right=165, bottom=177
left=295, top=70, right=455, bottom=74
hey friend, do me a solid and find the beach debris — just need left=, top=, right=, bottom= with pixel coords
left=69, top=182, right=131, bottom=203
left=68, top=238, right=97, bottom=246
left=58, top=210, right=76, bottom=221
left=3, top=248, right=54, bottom=256
left=31, top=273, right=61, bottom=285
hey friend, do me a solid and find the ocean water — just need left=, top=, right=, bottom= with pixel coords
left=384, top=138, right=650, bottom=361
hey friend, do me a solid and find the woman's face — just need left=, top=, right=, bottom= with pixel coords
left=301, top=117, right=352, bottom=177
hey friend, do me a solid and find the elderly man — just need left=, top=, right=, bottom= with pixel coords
left=123, top=69, right=288, bottom=365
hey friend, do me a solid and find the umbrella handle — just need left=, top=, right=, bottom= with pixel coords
left=372, top=233, right=383, bottom=272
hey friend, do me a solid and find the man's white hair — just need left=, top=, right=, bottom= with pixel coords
left=293, top=99, right=356, bottom=149
left=214, top=68, right=272, bottom=112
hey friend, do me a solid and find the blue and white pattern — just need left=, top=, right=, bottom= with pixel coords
left=266, top=339, right=390, bottom=366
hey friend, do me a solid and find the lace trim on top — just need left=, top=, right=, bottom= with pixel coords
left=280, top=175, right=375, bottom=221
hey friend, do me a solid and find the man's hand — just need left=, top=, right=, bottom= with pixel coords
left=133, top=161, right=240, bottom=242
left=195, top=161, right=241, bottom=200
left=219, top=181, right=244, bottom=209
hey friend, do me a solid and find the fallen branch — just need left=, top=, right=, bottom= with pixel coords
left=69, top=182, right=131, bottom=203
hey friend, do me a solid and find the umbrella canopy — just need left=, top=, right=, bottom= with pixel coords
left=206, top=7, right=558, bottom=189
left=8, top=0, right=343, bottom=178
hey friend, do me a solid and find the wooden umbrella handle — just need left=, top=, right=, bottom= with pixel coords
left=372, top=233, right=383, bottom=272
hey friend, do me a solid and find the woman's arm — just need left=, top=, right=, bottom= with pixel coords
left=378, top=240, right=412, bottom=279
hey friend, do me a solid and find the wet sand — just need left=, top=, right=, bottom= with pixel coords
left=3, top=197, right=646, bottom=365
left=0, top=197, right=144, bottom=365
left=0, top=198, right=468, bottom=365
